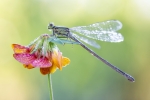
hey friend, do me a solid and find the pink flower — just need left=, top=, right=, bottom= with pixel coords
left=12, top=34, right=70, bottom=75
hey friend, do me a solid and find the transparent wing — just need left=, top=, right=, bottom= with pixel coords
left=72, top=33, right=100, bottom=48
left=70, top=20, right=124, bottom=42
left=48, top=36, right=79, bottom=44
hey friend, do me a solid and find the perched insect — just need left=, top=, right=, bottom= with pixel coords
left=48, top=20, right=135, bottom=82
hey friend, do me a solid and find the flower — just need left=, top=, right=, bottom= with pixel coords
left=12, top=34, right=70, bottom=75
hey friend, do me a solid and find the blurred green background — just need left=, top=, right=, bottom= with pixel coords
left=0, top=0, right=150, bottom=100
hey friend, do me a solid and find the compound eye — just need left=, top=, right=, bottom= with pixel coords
left=48, top=22, right=54, bottom=29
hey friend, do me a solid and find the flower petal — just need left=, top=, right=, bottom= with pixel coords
left=49, top=65, right=57, bottom=73
left=62, top=57, right=70, bottom=67
left=57, top=51, right=63, bottom=69
left=23, top=64, right=34, bottom=69
left=12, top=44, right=29, bottom=53
left=40, top=65, right=57, bottom=75
left=32, top=57, right=52, bottom=68
left=13, top=53, right=36, bottom=65
left=52, top=51, right=59, bottom=67
left=40, top=67, right=50, bottom=75
left=52, top=51, right=63, bottom=69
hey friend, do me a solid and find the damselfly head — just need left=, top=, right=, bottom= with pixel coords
left=48, top=22, right=54, bottom=29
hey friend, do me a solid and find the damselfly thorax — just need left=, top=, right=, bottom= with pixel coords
left=48, top=23, right=70, bottom=38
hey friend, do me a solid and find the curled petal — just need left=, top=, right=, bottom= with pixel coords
left=57, top=52, right=63, bottom=69
left=13, top=53, right=36, bottom=65
left=32, top=58, right=52, bottom=68
left=52, top=51, right=62, bottom=69
left=49, top=65, right=57, bottom=73
left=40, top=67, right=50, bottom=75
left=23, top=64, right=34, bottom=69
left=12, top=44, right=29, bottom=53
left=62, top=57, right=70, bottom=67
left=40, top=65, right=57, bottom=75
left=52, top=50, right=70, bottom=70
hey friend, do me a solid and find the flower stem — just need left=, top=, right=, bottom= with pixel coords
left=48, top=74, right=54, bottom=100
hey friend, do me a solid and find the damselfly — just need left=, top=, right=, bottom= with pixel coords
left=48, top=20, right=135, bottom=82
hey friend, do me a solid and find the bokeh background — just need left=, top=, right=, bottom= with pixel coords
left=0, top=0, right=150, bottom=100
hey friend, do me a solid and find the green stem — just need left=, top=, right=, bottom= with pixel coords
left=48, top=74, right=54, bottom=100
